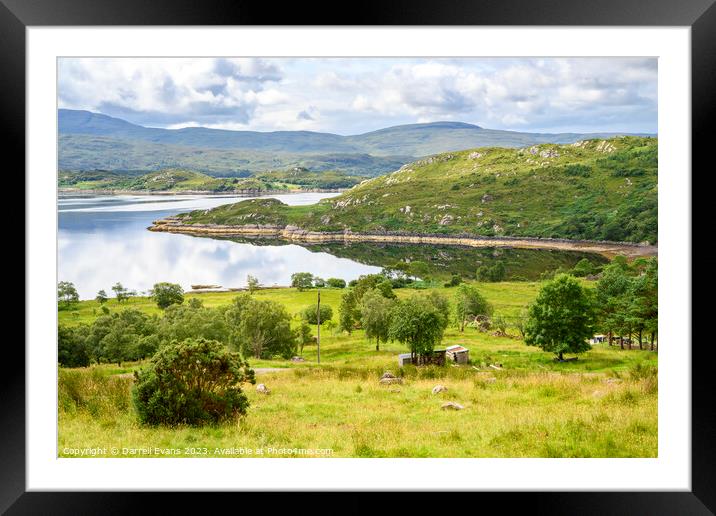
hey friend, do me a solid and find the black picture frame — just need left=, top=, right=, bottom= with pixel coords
left=4, top=0, right=712, bottom=512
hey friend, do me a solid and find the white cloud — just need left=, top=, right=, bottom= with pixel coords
left=59, top=57, right=657, bottom=134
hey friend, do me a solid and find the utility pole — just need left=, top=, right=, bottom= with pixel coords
left=316, top=289, right=321, bottom=364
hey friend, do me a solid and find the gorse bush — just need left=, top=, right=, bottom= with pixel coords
left=132, top=338, right=255, bottom=426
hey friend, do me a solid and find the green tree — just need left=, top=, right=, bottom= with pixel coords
left=628, top=258, right=658, bottom=350
left=151, top=282, right=185, bottom=309
left=353, top=274, right=396, bottom=301
left=247, top=275, right=260, bottom=294
left=112, top=282, right=129, bottom=303
left=389, top=295, right=447, bottom=362
left=524, top=274, right=595, bottom=361
left=232, top=298, right=297, bottom=359
left=58, top=281, right=79, bottom=308
left=360, top=289, right=395, bottom=351
left=158, top=302, right=229, bottom=346
left=133, top=338, right=255, bottom=426
left=88, top=308, right=158, bottom=365
left=291, top=272, right=314, bottom=291
left=425, top=291, right=450, bottom=330
left=454, top=284, right=493, bottom=332
left=595, top=262, right=634, bottom=348
left=95, top=289, right=108, bottom=305
left=58, top=324, right=91, bottom=367
left=298, top=321, right=313, bottom=355
left=338, top=289, right=359, bottom=333
left=492, top=314, right=508, bottom=335
left=326, top=278, right=346, bottom=288
left=514, top=308, right=529, bottom=339
left=301, top=304, right=334, bottom=325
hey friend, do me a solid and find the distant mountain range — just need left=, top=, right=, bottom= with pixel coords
left=58, top=109, right=654, bottom=177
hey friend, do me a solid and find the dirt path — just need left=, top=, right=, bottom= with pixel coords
left=253, top=368, right=292, bottom=375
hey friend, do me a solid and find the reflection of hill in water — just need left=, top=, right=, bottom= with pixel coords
left=200, top=235, right=608, bottom=280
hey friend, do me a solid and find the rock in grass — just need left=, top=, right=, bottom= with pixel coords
left=441, top=401, right=464, bottom=410
left=379, top=377, right=403, bottom=385
left=256, top=383, right=270, bottom=394
left=432, top=385, right=448, bottom=395
left=381, top=371, right=396, bottom=379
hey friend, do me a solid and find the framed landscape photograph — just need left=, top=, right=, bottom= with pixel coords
left=8, top=0, right=713, bottom=512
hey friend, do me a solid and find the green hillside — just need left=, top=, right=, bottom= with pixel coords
left=59, top=110, right=652, bottom=176
left=59, top=134, right=407, bottom=177
left=59, top=168, right=363, bottom=192
left=178, top=136, right=657, bottom=244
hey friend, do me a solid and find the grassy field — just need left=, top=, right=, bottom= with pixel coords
left=58, top=281, right=658, bottom=458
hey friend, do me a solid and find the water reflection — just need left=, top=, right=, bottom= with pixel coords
left=206, top=237, right=608, bottom=282
left=58, top=192, right=381, bottom=299
left=58, top=192, right=608, bottom=300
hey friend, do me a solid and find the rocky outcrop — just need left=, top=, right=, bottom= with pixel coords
left=149, top=218, right=658, bottom=258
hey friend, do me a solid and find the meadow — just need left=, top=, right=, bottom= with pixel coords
left=58, top=281, right=658, bottom=458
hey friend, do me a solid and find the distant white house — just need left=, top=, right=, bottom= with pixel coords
left=445, top=345, right=470, bottom=364
left=589, top=334, right=607, bottom=344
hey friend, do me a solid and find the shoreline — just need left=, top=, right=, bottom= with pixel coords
left=149, top=218, right=658, bottom=258
left=58, top=187, right=345, bottom=197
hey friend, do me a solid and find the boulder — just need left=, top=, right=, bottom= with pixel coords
left=441, top=402, right=464, bottom=410
left=380, top=372, right=396, bottom=379
left=291, top=356, right=306, bottom=362
left=432, top=385, right=448, bottom=395
left=256, top=383, right=270, bottom=394
left=379, top=377, right=403, bottom=385
left=438, top=214, right=454, bottom=226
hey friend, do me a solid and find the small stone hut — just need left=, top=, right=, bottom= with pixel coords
left=445, top=345, right=470, bottom=364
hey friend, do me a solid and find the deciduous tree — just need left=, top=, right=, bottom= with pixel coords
left=524, top=274, right=595, bottom=361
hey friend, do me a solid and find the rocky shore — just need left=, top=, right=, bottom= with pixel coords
left=149, top=217, right=658, bottom=258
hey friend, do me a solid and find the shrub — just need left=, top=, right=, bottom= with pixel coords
left=301, top=304, right=334, bottom=325
left=563, top=164, right=591, bottom=177
left=571, top=258, right=594, bottom=277
left=443, top=274, right=462, bottom=288
left=133, top=338, right=255, bottom=426
left=477, top=262, right=506, bottom=282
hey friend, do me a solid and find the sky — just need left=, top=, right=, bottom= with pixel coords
left=58, top=57, right=657, bottom=135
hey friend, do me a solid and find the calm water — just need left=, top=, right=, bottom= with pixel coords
left=58, top=193, right=381, bottom=299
